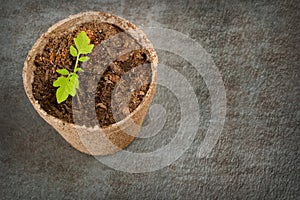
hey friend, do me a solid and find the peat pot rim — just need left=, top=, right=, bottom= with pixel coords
left=23, top=11, right=158, bottom=132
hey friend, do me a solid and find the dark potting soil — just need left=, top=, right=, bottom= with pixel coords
left=32, top=22, right=153, bottom=127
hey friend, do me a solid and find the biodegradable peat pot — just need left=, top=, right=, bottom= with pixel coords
left=23, top=12, right=158, bottom=155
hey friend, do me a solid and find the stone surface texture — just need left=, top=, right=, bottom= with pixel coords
left=0, top=0, right=299, bottom=199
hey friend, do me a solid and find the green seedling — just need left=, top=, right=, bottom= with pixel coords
left=53, top=31, right=94, bottom=103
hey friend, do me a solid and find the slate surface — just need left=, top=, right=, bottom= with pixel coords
left=0, top=0, right=299, bottom=199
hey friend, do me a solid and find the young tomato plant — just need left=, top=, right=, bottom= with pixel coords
left=53, top=31, right=94, bottom=103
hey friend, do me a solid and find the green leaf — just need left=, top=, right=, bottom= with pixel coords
left=74, top=31, right=94, bottom=54
left=56, top=86, right=70, bottom=103
left=53, top=76, right=68, bottom=87
left=70, top=75, right=79, bottom=90
left=78, top=56, right=90, bottom=62
left=79, top=44, right=94, bottom=54
left=56, top=69, right=69, bottom=75
left=71, top=72, right=78, bottom=78
left=70, top=45, right=78, bottom=57
left=74, top=78, right=79, bottom=89
left=74, top=68, right=84, bottom=73
left=54, top=75, right=78, bottom=103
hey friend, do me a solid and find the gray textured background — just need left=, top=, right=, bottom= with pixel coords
left=1, top=0, right=300, bottom=199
